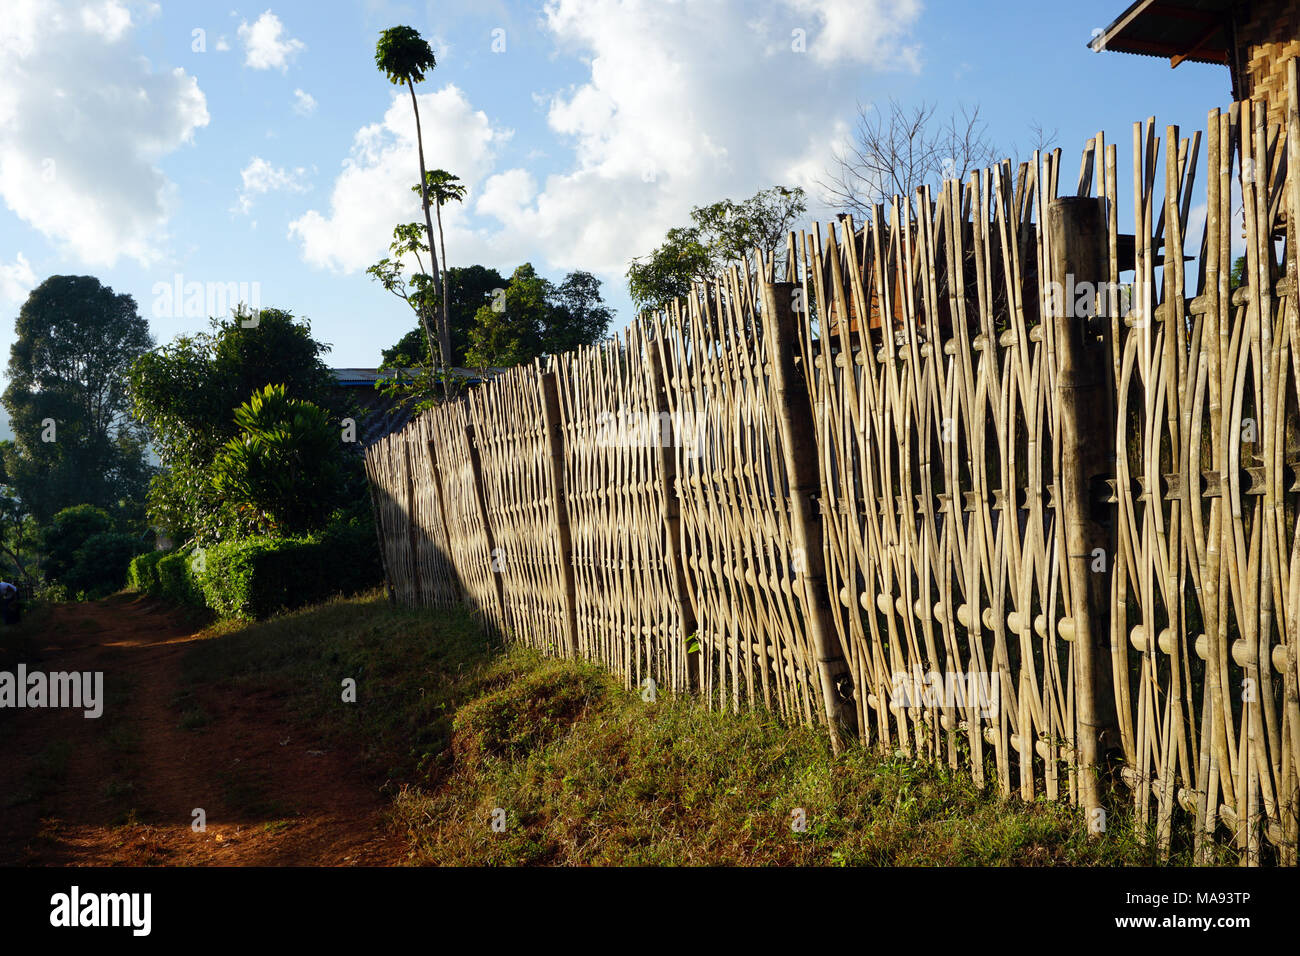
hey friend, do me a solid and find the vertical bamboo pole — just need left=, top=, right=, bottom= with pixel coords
left=760, top=278, right=857, bottom=754
left=540, top=371, right=581, bottom=659
left=1048, top=196, right=1121, bottom=832
left=464, top=422, right=507, bottom=634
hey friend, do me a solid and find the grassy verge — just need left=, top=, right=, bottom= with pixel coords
left=179, top=592, right=1221, bottom=866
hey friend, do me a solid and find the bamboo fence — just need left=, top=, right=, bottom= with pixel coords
left=364, top=78, right=1300, bottom=863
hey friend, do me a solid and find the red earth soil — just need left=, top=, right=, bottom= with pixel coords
left=0, top=596, right=406, bottom=866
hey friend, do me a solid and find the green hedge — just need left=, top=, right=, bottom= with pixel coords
left=198, top=523, right=382, bottom=620
left=128, top=523, right=382, bottom=620
left=157, top=550, right=206, bottom=606
left=127, top=550, right=167, bottom=593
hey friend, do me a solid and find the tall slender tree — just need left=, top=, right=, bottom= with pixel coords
left=375, top=26, right=452, bottom=387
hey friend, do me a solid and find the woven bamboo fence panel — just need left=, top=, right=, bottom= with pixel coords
left=363, top=428, right=419, bottom=608
left=554, top=325, right=690, bottom=694
left=467, top=365, right=572, bottom=654
left=1105, top=95, right=1300, bottom=864
left=362, top=81, right=1300, bottom=861
left=403, top=412, right=462, bottom=609
left=651, top=276, right=823, bottom=725
left=422, top=401, right=502, bottom=628
left=797, top=151, right=1075, bottom=800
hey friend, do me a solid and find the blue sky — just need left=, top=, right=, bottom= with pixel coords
left=0, top=0, right=1231, bottom=438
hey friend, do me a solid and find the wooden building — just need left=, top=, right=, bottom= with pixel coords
left=1089, top=0, right=1300, bottom=129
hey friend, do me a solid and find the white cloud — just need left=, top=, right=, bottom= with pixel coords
left=476, top=169, right=537, bottom=223
left=0, top=0, right=209, bottom=267
left=215, top=35, right=230, bottom=51
left=782, top=0, right=922, bottom=66
left=0, top=252, right=36, bottom=307
left=80, top=0, right=133, bottom=42
left=489, top=0, right=924, bottom=273
left=237, top=10, right=304, bottom=72
left=291, top=88, right=317, bottom=116
left=289, top=87, right=506, bottom=272
left=234, top=156, right=308, bottom=214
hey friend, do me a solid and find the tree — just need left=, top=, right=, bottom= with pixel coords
left=0, top=454, right=38, bottom=589
left=128, top=306, right=346, bottom=543
left=627, top=186, right=807, bottom=312
left=1, top=275, right=154, bottom=527
left=375, top=26, right=451, bottom=377
left=464, top=264, right=613, bottom=369
left=211, top=385, right=345, bottom=537
left=547, top=270, right=614, bottom=354
left=39, top=504, right=114, bottom=584
left=626, top=227, right=713, bottom=314
left=818, top=99, right=999, bottom=219
left=466, top=264, right=549, bottom=369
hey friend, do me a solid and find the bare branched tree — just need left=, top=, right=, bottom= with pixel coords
left=1017, top=120, right=1060, bottom=161
left=818, top=98, right=1000, bottom=219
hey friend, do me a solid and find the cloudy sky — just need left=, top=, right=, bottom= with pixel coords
left=1, top=0, right=1228, bottom=424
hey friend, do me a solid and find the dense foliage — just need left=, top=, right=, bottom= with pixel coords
left=626, top=186, right=807, bottom=311
left=1, top=275, right=154, bottom=528
left=65, top=532, right=149, bottom=597
left=39, top=505, right=115, bottom=583
left=39, top=505, right=147, bottom=598
left=211, top=385, right=346, bottom=537
left=380, top=264, right=508, bottom=369
left=463, top=263, right=612, bottom=369
left=128, top=307, right=354, bottom=544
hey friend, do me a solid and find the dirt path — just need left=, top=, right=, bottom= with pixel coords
left=0, top=596, right=406, bottom=866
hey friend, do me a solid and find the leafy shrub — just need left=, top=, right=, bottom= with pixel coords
left=211, top=384, right=346, bottom=537
left=65, top=532, right=149, bottom=598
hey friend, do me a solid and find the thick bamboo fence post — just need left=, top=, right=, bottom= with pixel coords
left=464, top=422, right=507, bottom=634
left=540, top=371, right=581, bottom=659
left=1048, top=196, right=1121, bottom=832
left=647, top=332, right=700, bottom=692
left=760, top=278, right=857, bottom=754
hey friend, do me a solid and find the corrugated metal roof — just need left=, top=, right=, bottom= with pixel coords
left=1088, top=0, right=1234, bottom=66
left=331, top=367, right=501, bottom=386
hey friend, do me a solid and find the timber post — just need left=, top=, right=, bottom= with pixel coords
left=539, top=371, right=581, bottom=659
left=1048, top=196, right=1122, bottom=834
left=646, top=323, right=700, bottom=693
left=760, top=278, right=857, bottom=754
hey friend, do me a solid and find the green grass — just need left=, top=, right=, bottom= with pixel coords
left=176, top=591, right=1228, bottom=866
